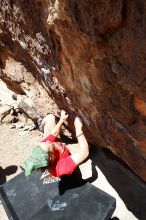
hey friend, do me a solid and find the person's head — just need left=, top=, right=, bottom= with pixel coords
left=46, top=142, right=55, bottom=159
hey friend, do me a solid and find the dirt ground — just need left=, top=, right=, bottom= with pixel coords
left=0, top=123, right=42, bottom=180
left=0, top=123, right=43, bottom=220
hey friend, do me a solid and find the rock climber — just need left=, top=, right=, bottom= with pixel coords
left=24, top=110, right=89, bottom=177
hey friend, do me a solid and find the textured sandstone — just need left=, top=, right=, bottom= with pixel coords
left=0, top=0, right=146, bottom=181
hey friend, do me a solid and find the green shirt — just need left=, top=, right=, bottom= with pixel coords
left=23, top=146, right=49, bottom=176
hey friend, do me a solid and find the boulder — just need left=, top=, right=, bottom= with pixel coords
left=17, top=95, right=37, bottom=121
left=2, top=114, right=17, bottom=123
left=0, top=105, right=13, bottom=123
left=17, top=113, right=27, bottom=123
left=1, top=0, right=146, bottom=181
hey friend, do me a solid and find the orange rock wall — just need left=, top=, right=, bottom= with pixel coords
left=0, top=0, right=146, bottom=181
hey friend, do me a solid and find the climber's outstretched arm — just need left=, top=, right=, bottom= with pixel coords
left=71, top=117, right=89, bottom=165
left=51, top=110, right=68, bottom=137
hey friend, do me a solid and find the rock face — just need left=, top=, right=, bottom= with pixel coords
left=1, top=0, right=146, bottom=181
left=0, top=0, right=60, bottom=118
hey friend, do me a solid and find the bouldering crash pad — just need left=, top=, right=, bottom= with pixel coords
left=0, top=169, right=116, bottom=220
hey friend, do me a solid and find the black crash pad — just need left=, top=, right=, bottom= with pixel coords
left=0, top=169, right=116, bottom=220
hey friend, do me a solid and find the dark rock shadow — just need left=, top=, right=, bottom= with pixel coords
left=90, top=146, right=146, bottom=220
left=110, top=217, right=120, bottom=220
left=0, top=166, right=18, bottom=185
left=59, top=158, right=98, bottom=195
left=60, top=134, right=76, bottom=144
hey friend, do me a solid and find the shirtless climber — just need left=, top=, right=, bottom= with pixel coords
left=24, top=110, right=89, bottom=177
